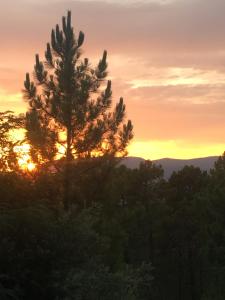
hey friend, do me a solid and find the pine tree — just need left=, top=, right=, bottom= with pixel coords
left=23, top=11, right=133, bottom=209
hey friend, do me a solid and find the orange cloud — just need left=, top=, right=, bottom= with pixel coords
left=1, top=0, right=225, bottom=159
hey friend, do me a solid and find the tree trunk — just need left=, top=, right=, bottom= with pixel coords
left=178, top=247, right=182, bottom=300
left=188, top=246, right=196, bottom=300
left=63, top=125, right=72, bottom=211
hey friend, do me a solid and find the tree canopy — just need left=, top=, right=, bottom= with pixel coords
left=0, top=111, right=23, bottom=172
left=23, top=11, right=133, bottom=165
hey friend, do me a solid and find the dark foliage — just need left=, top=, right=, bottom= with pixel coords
left=23, top=11, right=133, bottom=163
left=1, top=153, right=225, bottom=299
left=23, top=11, right=133, bottom=211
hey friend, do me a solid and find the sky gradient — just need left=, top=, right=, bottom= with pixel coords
left=1, top=0, right=225, bottom=159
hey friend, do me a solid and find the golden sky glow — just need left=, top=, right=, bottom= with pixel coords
left=128, top=140, right=225, bottom=160
left=1, top=0, right=225, bottom=160
left=14, top=144, right=36, bottom=171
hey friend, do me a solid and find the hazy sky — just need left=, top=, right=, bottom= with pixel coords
left=1, top=0, right=225, bottom=159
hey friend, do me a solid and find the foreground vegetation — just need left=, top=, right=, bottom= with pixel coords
left=1, top=155, right=225, bottom=299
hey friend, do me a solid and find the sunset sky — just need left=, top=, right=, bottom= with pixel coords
left=1, top=0, right=225, bottom=159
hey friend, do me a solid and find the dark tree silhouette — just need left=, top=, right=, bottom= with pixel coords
left=0, top=111, right=24, bottom=172
left=23, top=11, right=133, bottom=210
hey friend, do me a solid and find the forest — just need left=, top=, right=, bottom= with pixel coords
left=2, top=146, right=225, bottom=300
left=1, top=11, right=225, bottom=300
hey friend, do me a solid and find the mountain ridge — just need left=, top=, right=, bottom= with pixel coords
left=122, top=156, right=219, bottom=178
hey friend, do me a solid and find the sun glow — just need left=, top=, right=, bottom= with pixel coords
left=26, top=162, right=36, bottom=172
left=14, top=144, right=36, bottom=172
left=128, top=140, right=225, bottom=160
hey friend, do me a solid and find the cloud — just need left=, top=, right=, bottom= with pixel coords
left=126, top=95, right=225, bottom=143
left=1, top=0, right=225, bottom=71
left=0, top=88, right=25, bottom=113
left=1, top=0, right=225, bottom=52
left=1, top=0, right=225, bottom=157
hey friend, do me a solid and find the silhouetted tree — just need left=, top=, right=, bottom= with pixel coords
left=23, top=11, right=133, bottom=210
left=3, top=156, right=225, bottom=299
left=0, top=111, right=23, bottom=172
left=163, top=166, right=209, bottom=300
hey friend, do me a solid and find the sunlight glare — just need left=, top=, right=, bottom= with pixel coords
left=14, top=144, right=36, bottom=172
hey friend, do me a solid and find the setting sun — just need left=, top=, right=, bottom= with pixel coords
left=26, top=162, right=36, bottom=171
left=14, top=144, right=36, bottom=172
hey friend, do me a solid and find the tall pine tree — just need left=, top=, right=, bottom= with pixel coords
left=23, top=11, right=133, bottom=209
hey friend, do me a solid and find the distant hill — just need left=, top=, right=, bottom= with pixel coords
left=121, top=156, right=218, bottom=179
left=120, top=157, right=145, bottom=169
